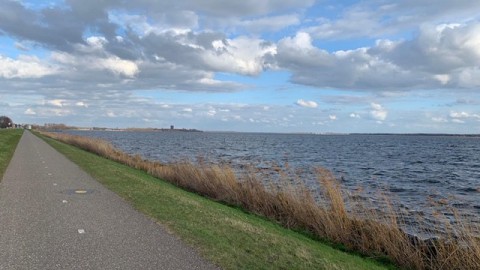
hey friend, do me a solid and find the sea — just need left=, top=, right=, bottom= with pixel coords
left=67, top=130, right=480, bottom=235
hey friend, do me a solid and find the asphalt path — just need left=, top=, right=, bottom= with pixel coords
left=0, top=131, right=218, bottom=270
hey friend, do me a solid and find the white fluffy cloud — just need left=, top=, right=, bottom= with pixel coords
left=46, top=99, right=66, bottom=107
left=370, top=103, right=388, bottom=121
left=3, top=0, right=480, bottom=96
left=276, top=21, right=480, bottom=91
left=450, top=111, right=480, bottom=120
left=52, top=51, right=139, bottom=78
left=202, top=36, right=276, bottom=75
left=24, top=108, right=36, bottom=115
left=276, top=32, right=415, bottom=90
left=0, top=0, right=284, bottom=94
left=377, top=23, right=480, bottom=76
left=75, top=102, right=88, bottom=108
left=279, top=32, right=315, bottom=50
left=295, top=99, right=318, bottom=108
left=0, top=55, right=57, bottom=79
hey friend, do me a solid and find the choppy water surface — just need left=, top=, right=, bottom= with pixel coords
left=68, top=131, right=480, bottom=234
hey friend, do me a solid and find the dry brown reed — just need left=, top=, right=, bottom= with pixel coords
left=40, top=131, right=480, bottom=270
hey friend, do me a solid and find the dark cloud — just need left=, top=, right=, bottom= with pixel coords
left=138, top=32, right=205, bottom=68
left=0, top=1, right=84, bottom=51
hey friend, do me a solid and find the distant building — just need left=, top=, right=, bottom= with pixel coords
left=170, top=125, right=174, bottom=130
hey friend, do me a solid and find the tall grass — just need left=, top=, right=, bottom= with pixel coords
left=39, top=131, right=480, bottom=269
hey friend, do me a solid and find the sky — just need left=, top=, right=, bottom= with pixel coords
left=1, top=0, right=480, bottom=133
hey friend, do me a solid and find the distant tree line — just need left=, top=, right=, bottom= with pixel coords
left=0, top=116, right=13, bottom=128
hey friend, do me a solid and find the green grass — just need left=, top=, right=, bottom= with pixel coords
left=39, top=133, right=395, bottom=270
left=0, top=129, right=23, bottom=179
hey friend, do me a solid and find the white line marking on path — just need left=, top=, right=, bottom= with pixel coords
left=62, top=200, right=68, bottom=203
left=78, top=229, right=85, bottom=234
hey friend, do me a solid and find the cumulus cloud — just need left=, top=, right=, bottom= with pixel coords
left=201, top=36, right=276, bottom=75
left=449, top=111, right=480, bottom=121
left=370, top=103, right=388, bottom=121
left=46, top=99, right=66, bottom=107
left=279, top=32, right=315, bottom=50
left=0, top=55, right=57, bottom=79
left=276, top=32, right=421, bottom=90
left=0, top=0, right=283, bottom=94
left=75, top=101, right=88, bottom=107
left=0, top=37, right=246, bottom=95
left=376, top=23, right=480, bottom=75
left=24, top=108, right=36, bottom=115
left=3, top=0, right=479, bottom=97
left=2, top=0, right=480, bottom=97
left=295, top=99, right=318, bottom=108
left=51, top=51, right=139, bottom=78
left=276, top=21, right=480, bottom=91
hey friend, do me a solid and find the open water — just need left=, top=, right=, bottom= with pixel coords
left=67, top=130, right=480, bottom=234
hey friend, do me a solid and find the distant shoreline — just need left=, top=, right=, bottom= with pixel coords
left=348, top=133, right=480, bottom=137
left=45, top=127, right=203, bottom=133
left=35, top=126, right=479, bottom=136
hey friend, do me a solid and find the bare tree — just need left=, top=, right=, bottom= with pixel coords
left=0, top=116, right=13, bottom=128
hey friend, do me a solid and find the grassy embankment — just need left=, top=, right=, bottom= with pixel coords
left=38, top=132, right=480, bottom=270
left=37, top=132, right=391, bottom=270
left=0, top=129, right=23, bottom=179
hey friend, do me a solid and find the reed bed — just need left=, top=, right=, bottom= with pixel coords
left=40, top=131, right=480, bottom=269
